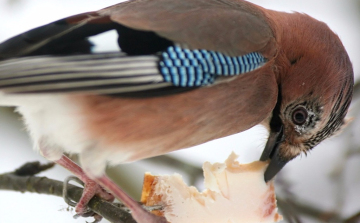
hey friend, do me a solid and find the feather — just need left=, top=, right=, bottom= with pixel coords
left=0, top=52, right=172, bottom=94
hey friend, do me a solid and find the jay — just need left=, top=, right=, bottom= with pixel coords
left=0, top=0, right=354, bottom=222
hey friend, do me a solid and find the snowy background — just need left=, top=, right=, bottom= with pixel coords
left=0, top=0, right=359, bottom=222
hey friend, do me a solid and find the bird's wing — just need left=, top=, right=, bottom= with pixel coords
left=0, top=0, right=277, bottom=96
left=101, top=0, right=276, bottom=57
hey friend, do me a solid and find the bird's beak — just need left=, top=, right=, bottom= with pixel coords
left=260, top=126, right=288, bottom=182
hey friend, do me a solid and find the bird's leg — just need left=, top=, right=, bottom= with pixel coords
left=38, top=138, right=114, bottom=217
left=38, top=138, right=166, bottom=222
left=55, top=155, right=114, bottom=216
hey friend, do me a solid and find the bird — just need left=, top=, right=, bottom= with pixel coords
left=0, top=0, right=354, bottom=222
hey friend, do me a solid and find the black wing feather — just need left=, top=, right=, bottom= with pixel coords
left=0, top=12, right=193, bottom=97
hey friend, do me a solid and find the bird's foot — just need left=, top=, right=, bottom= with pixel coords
left=63, top=175, right=114, bottom=222
left=56, top=155, right=167, bottom=222
left=55, top=155, right=115, bottom=221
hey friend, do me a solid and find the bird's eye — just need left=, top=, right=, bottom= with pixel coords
left=292, top=107, right=308, bottom=125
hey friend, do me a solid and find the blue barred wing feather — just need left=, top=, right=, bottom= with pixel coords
left=160, top=46, right=266, bottom=87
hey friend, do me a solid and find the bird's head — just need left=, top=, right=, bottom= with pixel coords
left=261, top=12, right=354, bottom=182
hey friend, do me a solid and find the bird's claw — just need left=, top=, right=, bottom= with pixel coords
left=63, top=176, right=102, bottom=222
left=63, top=176, right=85, bottom=208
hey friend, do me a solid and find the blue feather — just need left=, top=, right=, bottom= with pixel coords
left=159, top=46, right=266, bottom=87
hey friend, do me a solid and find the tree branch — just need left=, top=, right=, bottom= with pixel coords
left=344, top=211, right=360, bottom=223
left=0, top=162, right=136, bottom=223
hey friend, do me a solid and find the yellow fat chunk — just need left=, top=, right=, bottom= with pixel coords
left=141, top=152, right=283, bottom=223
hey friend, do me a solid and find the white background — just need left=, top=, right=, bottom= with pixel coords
left=0, top=0, right=359, bottom=222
